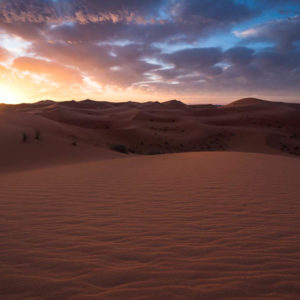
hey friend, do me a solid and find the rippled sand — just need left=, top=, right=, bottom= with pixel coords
left=0, top=152, right=299, bottom=299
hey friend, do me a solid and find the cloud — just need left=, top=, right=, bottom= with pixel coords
left=0, top=0, right=165, bottom=24
left=0, top=46, right=11, bottom=61
left=225, top=47, right=255, bottom=65
left=156, top=47, right=223, bottom=82
left=170, top=0, right=253, bottom=23
left=0, top=0, right=253, bottom=26
left=235, top=15, right=300, bottom=50
left=29, top=41, right=161, bottom=87
left=162, top=47, right=222, bottom=69
left=13, top=56, right=83, bottom=85
left=146, top=44, right=300, bottom=97
left=0, top=0, right=254, bottom=46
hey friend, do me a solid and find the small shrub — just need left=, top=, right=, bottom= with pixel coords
left=110, top=144, right=128, bottom=154
left=22, top=132, right=28, bottom=143
left=147, top=151, right=161, bottom=155
left=128, top=148, right=136, bottom=153
left=35, top=129, right=41, bottom=140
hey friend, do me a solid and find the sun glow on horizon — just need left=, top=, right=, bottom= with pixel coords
left=0, top=84, right=22, bottom=104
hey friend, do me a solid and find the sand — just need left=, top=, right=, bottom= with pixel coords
left=0, top=98, right=299, bottom=299
left=0, top=152, right=299, bottom=299
left=0, top=98, right=299, bottom=173
left=0, top=109, right=125, bottom=174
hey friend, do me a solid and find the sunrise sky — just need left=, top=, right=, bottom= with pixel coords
left=0, top=0, right=299, bottom=104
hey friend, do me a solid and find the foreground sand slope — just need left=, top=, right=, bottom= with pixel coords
left=0, top=152, right=299, bottom=299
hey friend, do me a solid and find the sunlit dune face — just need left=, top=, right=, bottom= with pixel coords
left=0, top=84, right=21, bottom=104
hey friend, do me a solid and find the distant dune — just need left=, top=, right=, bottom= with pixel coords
left=226, top=97, right=269, bottom=106
left=0, top=98, right=299, bottom=173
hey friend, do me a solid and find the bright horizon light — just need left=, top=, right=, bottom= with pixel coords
left=0, top=84, right=22, bottom=104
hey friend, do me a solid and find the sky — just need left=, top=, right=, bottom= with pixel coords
left=0, top=0, right=299, bottom=104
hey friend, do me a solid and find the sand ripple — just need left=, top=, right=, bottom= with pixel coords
left=0, top=152, right=299, bottom=299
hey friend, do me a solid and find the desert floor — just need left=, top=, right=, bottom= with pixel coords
left=0, top=151, right=299, bottom=299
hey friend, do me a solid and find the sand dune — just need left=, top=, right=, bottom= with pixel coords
left=0, top=98, right=299, bottom=173
left=0, top=110, right=125, bottom=174
left=0, top=152, right=299, bottom=299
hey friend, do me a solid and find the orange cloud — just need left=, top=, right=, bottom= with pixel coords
left=0, top=46, right=11, bottom=61
left=13, top=56, right=83, bottom=85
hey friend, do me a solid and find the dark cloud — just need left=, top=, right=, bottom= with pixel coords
left=258, top=0, right=300, bottom=9
left=48, top=21, right=210, bottom=46
left=162, top=47, right=223, bottom=69
left=147, top=44, right=300, bottom=96
left=225, top=47, right=255, bottom=65
left=0, top=0, right=252, bottom=24
left=0, top=0, right=254, bottom=45
left=0, top=21, right=45, bottom=41
left=155, top=47, right=223, bottom=83
left=236, top=15, right=300, bottom=50
left=253, top=48, right=300, bottom=72
left=221, top=49, right=300, bottom=93
left=221, top=46, right=300, bottom=91
left=0, top=0, right=164, bottom=24
left=170, top=0, right=253, bottom=23
left=73, top=0, right=165, bottom=15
